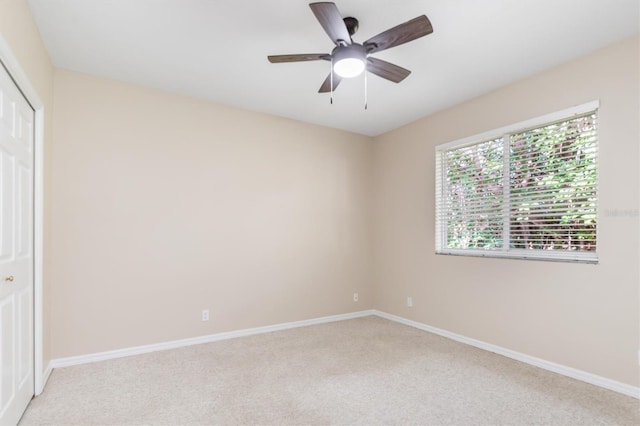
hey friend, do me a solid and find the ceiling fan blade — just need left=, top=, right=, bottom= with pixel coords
left=364, top=15, right=433, bottom=54
left=309, top=2, right=352, bottom=46
left=268, top=54, right=330, bottom=63
left=367, top=57, right=411, bottom=83
left=318, top=72, right=343, bottom=93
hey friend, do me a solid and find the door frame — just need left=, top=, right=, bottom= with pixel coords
left=0, top=35, right=46, bottom=396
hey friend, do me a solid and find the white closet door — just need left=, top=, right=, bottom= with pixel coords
left=0, top=62, right=35, bottom=426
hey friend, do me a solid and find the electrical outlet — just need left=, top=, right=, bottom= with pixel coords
left=201, top=309, right=209, bottom=321
left=353, top=292, right=359, bottom=302
left=407, top=296, right=413, bottom=308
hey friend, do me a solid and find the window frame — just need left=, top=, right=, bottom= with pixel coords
left=435, top=101, right=599, bottom=264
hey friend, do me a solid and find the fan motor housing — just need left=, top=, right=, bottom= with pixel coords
left=332, top=44, right=367, bottom=63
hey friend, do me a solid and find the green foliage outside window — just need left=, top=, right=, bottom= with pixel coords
left=443, top=113, right=597, bottom=253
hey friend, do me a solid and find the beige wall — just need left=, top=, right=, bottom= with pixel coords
left=51, top=70, right=373, bottom=357
left=0, top=0, right=54, bottom=370
left=372, top=36, right=640, bottom=387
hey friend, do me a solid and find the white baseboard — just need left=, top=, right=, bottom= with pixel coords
left=47, top=308, right=639, bottom=400
left=373, top=310, right=640, bottom=399
left=51, top=310, right=376, bottom=369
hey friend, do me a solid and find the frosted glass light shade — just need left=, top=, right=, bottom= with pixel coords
left=334, top=57, right=366, bottom=78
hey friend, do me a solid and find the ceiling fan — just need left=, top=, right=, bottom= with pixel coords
left=267, top=2, right=433, bottom=94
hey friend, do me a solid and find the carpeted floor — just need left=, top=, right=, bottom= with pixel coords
left=19, top=316, right=639, bottom=425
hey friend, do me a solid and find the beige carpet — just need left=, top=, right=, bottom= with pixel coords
left=19, top=316, right=639, bottom=425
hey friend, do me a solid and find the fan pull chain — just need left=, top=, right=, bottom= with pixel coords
left=330, top=58, right=334, bottom=105
left=364, top=68, right=368, bottom=110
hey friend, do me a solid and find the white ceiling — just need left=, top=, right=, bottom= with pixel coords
left=28, top=0, right=639, bottom=136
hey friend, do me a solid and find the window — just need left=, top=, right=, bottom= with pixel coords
left=435, top=102, right=598, bottom=263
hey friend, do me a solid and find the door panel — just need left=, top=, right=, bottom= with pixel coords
left=17, top=163, right=31, bottom=259
left=0, top=297, right=15, bottom=412
left=0, top=147, right=14, bottom=263
left=18, top=288, right=31, bottom=385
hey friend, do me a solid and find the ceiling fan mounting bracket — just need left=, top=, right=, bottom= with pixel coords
left=343, top=17, right=359, bottom=36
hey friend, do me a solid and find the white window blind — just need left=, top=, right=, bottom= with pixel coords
left=435, top=102, right=598, bottom=263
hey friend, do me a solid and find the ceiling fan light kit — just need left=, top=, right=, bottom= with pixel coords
left=332, top=44, right=366, bottom=78
left=267, top=2, right=433, bottom=107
